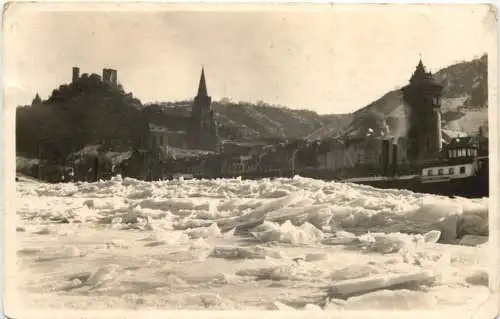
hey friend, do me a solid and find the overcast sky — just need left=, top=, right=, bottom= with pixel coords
left=4, top=3, right=495, bottom=114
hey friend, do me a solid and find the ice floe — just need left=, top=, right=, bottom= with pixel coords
left=14, top=175, right=490, bottom=311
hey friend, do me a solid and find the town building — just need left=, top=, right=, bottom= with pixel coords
left=148, top=123, right=170, bottom=151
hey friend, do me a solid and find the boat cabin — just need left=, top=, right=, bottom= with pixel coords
left=446, top=136, right=479, bottom=159
left=421, top=162, right=475, bottom=179
left=420, top=136, right=480, bottom=180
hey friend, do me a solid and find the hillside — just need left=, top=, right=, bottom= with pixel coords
left=16, top=74, right=149, bottom=161
left=145, top=100, right=352, bottom=141
left=213, top=101, right=352, bottom=140
left=308, top=54, right=488, bottom=140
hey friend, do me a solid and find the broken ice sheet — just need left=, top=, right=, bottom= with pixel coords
left=236, top=261, right=327, bottom=281
left=36, top=245, right=83, bottom=261
left=16, top=175, right=489, bottom=310
left=185, top=223, right=222, bottom=239
left=250, top=220, right=324, bottom=245
left=210, top=245, right=288, bottom=260
left=344, top=289, right=438, bottom=310
left=328, top=269, right=436, bottom=300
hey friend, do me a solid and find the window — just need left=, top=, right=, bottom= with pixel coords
left=473, top=149, right=478, bottom=156
left=460, top=166, right=466, bottom=174
left=438, top=168, right=444, bottom=175
left=433, top=96, right=440, bottom=106
left=448, top=150, right=453, bottom=158
left=448, top=167, right=455, bottom=174
left=467, top=149, right=472, bottom=156
left=427, top=169, right=433, bottom=176
left=159, top=136, right=164, bottom=145
left=453, top=149, right=458, bottom=157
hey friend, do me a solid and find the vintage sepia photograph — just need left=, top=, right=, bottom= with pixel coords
left=3, top=2, right=498, bottom=317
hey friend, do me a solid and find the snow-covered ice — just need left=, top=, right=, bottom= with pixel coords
left=14, top=175, right=490, bottom=311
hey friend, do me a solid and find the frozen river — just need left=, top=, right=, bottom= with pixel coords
left=10, top=175, right=491, bottom=314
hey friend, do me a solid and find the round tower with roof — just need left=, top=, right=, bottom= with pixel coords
left=402, top=59, right=444, bottom=163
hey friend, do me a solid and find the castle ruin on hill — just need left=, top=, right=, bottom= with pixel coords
left=72, top=66, right=118, bottom=86
left=68, top=65, right=220, bottom=153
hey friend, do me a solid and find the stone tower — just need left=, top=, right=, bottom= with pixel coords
left=402, top=59, right=444, bottom=163
left=189, top=67, right=219, bottom=152
left=102, top=68, right=118, bottom=85
left=72, top=67, right=80, bottom=83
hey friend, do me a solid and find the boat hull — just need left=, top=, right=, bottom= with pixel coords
left=192, top=160, right=489, bottom=198
left=349, top=171, right=488, bottom=198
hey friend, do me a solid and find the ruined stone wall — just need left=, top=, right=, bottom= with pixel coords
left=102, top=68, right=118, bottom=85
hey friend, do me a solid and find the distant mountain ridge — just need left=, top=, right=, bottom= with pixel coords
left=147, top=55, right=487, bottom=142
left=145, top=100, right=353, bottom=141
left=16, top=54, right=488, bottom=164
left=307, top=54, right=488, bottom=140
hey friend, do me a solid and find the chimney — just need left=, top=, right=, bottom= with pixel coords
left=391, top=143, right=398, bottom=177
left=72, top=67, right=80, bottom=83
left=381, top=139, right=390, bottom=176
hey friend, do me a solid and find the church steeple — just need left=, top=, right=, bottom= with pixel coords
left=189, top=66, right=218, bottom=153
left=197, top=66, right=208, bottom=97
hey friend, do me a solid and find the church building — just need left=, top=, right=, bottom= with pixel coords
left=187, top=67, right=220, bottom=152
left=144, top=67, right=220, bottom=153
